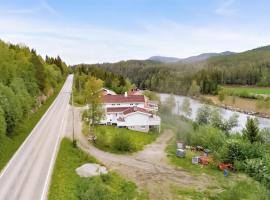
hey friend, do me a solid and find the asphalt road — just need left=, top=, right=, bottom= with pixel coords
left=0, top=75, right=73, bottom=200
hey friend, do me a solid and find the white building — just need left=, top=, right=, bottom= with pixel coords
left=101, top=92, right=160, bottom=132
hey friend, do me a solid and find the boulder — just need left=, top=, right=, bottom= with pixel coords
left=76, top=163, right=108, bottom=177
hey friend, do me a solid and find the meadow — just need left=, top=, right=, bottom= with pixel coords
left=87, top=125, right=159, bottom=154
left=223, top=85, right=270, bottom=96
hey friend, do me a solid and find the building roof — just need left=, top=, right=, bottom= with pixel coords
left=103, top=95, right=145, bottom=103
left=106, top=107, right=130, bottom=113
left=123, top=107, right=151, bottom=115
left=127, top=91, right=142, bottom=95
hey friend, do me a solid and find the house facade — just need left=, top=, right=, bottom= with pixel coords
left=100, top=92, right=160, bottom=132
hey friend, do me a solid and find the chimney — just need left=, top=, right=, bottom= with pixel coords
left=124, top=92, right=128, bottom=97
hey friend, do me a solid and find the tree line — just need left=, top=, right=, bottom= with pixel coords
left=0, top=40, right=68, bottom=137
left=83, top=45, right=270, bottom=95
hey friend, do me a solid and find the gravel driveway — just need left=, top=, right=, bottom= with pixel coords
left=65, top=107, right=211, bottom=200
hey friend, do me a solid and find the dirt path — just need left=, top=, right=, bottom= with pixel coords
left=65, top=107, right=211, bottom=200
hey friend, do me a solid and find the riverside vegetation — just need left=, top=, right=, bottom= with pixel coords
left=162, top=95, right=270, bottom=199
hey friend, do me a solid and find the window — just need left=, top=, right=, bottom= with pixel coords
left=117, top=103, right=120, bottom=105
left=135, top=103, right=139, bottom=105
left=130, top=103, right=133, bottom=105
left=112, top=104, right=115, bottom=106
left=141, top=126, right=146, bottom=129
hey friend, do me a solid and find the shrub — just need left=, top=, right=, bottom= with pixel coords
left=96, top=129, right=110, bottom=149
left=244, top=156, right=270, bottom=189
left=196, top=105, right=211, bottom=125
left=111, top=131, right=135, bottom=152
left=77, top=179, right=115, bottom=200
left=219, top=139, right=263, bottom=164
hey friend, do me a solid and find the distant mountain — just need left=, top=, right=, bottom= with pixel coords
left=147, top=56, right=182, bottom=63
left=181, top=51, right=234, bottom=63
left=147, top=51, right=235, bottom=63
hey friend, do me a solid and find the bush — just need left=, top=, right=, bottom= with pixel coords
left=244, top=156, right=270, bottom=189
left=219, top=139, right=263, bottom=164
left=96, top=129, right=110, bottom=149
left=77, top=173, right=139, bottom=200
left=77, top=179, right=115, bottom=200
left=111, top=131, right=135, bottom=152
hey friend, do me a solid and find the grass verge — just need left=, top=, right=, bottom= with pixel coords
left=0, top=81, right=64, bottom=171
left=48, top=138, right=148, bottom=200
left=89, top=125, right=159, bottom=154
left=223, top=86, right=270, bottom=96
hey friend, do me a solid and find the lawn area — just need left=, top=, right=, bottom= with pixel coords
left=90, top=125, right=159, bottom=154
left=0, top=81, right=64, bottom=171
left=223, top=85, right=270, bottom=96
left=48, top=138, right=148, bottom=200
left=166, top=137, right=270, bottom=200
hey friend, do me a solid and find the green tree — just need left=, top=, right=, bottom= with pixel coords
left=218, top=89, right=226, bottom=102
left=243, top=117, right=260, bottom=143
left=0, top=83, right=23, bottom=135
left=31, top=52, right=46, bottom=91
left=209, top=108, right=223, bottom=128
left=83, top=76, right=104, bottom=130
left=181, top=98, right=192, bottom=117
left=0, top=106, right=6, bottom=136
left=188, top=80, right=200, bottom=96
left=143, top=90, right=160, bottom=101
left=196, top=105, right=211, bottom=125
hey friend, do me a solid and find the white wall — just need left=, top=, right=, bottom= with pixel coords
left=106, top=112, right=124, bottom=124
left=128, top=125, right=149, bottom=132
left=124, top=113, right=150, bottom=126
left=104, top=102, right=145, bottom=108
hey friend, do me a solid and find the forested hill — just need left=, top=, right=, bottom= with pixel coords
left=80, top=44, right=270, bottom=95
left=197, top=45, right=270, bottom=93
left=74, top=60, right=204, bottom=95
left=0, top=40, right=68, bottom=137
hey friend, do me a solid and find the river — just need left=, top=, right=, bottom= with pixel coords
left=159, top=93, right=270, bottom=132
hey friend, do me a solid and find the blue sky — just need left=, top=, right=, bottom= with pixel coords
left=0, top=0, right=270, bottom=64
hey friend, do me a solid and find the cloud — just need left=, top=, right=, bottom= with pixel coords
left=0, top=15, right=269, bottom=64
left=215, top=0, right=236, bottom=16
left=0, top=0, right=58, bottom=16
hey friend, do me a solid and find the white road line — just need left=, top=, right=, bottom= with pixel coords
left=40, top=85, right=71, bottom=200
left=0, top=78, right=67, bottom=180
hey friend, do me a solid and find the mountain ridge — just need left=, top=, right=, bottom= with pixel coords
left=148, top=51, right=235, bottom=63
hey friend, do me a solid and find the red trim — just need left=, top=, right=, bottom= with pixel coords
left=103, top=95, right=145, bottom=103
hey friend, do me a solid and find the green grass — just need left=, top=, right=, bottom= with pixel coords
left=167, top=139, right=219, bottom=176
left=166, top=136, right=270, bottom=199
left=171, top=180, right=269, bottom=200
left=48, top=138, right=148, bottom=200
left=0, top=81, right=64, bottom=171
left=223, top=86, right=270, bottom=95
left=91, top=125, right=159, bottom=154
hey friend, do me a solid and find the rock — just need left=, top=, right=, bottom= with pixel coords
left=76, top=163, right=108, bottom=177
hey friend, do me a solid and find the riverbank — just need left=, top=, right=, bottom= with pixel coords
left=202, top=95, right=270, bottom=119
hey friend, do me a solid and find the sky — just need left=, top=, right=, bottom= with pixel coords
left=0, top=0, right=270, bottom=64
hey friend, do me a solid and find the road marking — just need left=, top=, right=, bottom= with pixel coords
left=40, top=82, right=72, bottom=200
left=0, top=78, right=68, bottom=180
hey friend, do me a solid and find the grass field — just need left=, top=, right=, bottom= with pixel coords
left=166, top=132, right=270, bottom=199
left=48, top=138, right=148, bottom=200
left=0, top=81, right=64, bottom=171
left=89, top=125, right=159, bottom=154
left=223, top=86, right=270, bottom=96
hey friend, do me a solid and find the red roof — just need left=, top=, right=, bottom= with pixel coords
left=103, top=95, right=145, bottom=103
left=106, top=107, right=130, bottom=113
left=123, top=107, right=151, bottom=115
left=127, top=91, right=142, bottom=95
